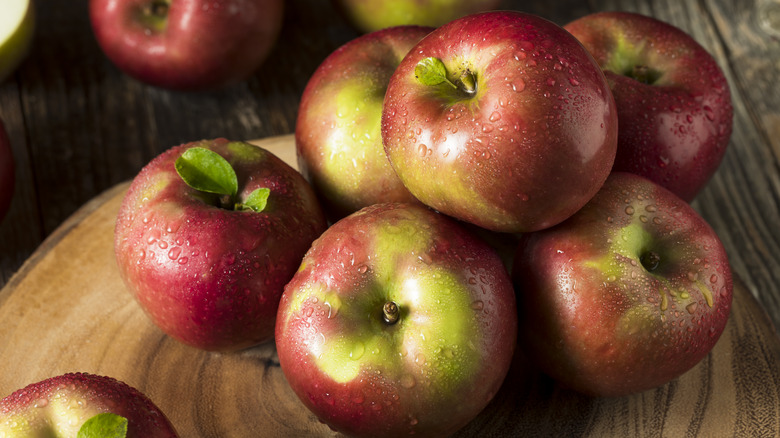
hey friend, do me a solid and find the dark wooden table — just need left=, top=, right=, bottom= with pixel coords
left=1, top=0, right=778, bottom=332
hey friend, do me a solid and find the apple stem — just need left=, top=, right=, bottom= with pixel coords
left=458, top=70, right=477, bottom=95
left=640, top=251, right=661, bottom=272
left=383, top=301, right=400, bottom=325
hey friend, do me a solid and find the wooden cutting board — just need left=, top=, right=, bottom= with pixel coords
left=1, top=135, right=778, bottom=437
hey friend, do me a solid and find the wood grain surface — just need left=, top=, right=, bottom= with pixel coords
left=0, top=135, right=778, bottom=437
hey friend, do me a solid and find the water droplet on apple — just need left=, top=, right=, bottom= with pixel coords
left=703, top=105, right=715, bottom=121
left=350, top=342, right=365, bottom=360
left=625, top=206, right=635, bottom=215
left=168, top=246, right=182, bottom=260
left=357, top=264, right=368, bottom=274
left=513, top=51, right=527, bottom=61
left=471, top=300, right=484, bottom=310
left=400, top=374, right=416, bottom=389
left=489, top=111, right=501, bottom=122
left=34, top=398, right=48, bottom=408
left=546, top=77, right=556, bottom=86
left=710, top=274, right=719, bottom=283
left=417, top=144, right=428, bottom=157
left=686, top=302, right=698, bottom=314
left=509, top=78, right=525, bottom=92
left=158, top=240, right=168, bottom=249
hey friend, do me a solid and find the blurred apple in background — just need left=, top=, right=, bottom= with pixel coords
left=513, top=172, right=733, bottom=397
left=89, top=0, right=284, bottom=91
left=332, top=0, right=502, bottom=33
left=0, top=0, right=35, bottom=82
left=382, top=11, right=618, bottom=233
left=565, top=12, right=733, bottom=202
left=296, top=25, right=430, bottom=221
left=0, top=118, right=14, bottom=223
left=0, top=372, right=179, bottom=437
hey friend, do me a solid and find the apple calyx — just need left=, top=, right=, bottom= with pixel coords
left=136, top=0, right=169, bottom=33
left=174, top=146, right=270, bottom=212
left=382, top=301, right=400, bottom=325
left=640, top=250, right=661, bottom=272
left=77, top=412, right=128, bottom=438
left=415, top=57, right=477, bottom=97
left=625, top=65, right=662, bottom=85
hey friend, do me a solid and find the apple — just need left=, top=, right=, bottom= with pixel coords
left=89, top=0, right=284, bottom=91
left=0, top=118, right=14, bottom=223
left=332, top=0, right=502, bottom=33
left=114, top=138, right=327, bottom=351
left=275, top=202, right=518, bottom=437
left=296, top=25, right=431, bottom=221
left=0, top=372, right=178, bottom=437
left=0, top=0, right=35, bottom=82
left=565, top=12, right=733, bottom=202
left=512, top=172, right=733, bottom=397
left=381, top=11, right=618, bottom=233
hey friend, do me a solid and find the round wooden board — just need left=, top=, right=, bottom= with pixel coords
left=1, top=135, right=778, bottom=437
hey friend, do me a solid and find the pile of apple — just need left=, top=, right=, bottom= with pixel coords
left=1, top=8, right=736, bottom=438
left=284, top=10, right=734, bottom=436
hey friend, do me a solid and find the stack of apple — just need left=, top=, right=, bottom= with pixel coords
left=1, top=8, right=733, bottom=438
left=284, top=9, right=734, bottom=436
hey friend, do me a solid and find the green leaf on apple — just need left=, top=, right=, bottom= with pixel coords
left=238, top=187, right=270, bottom=213
left=77, top=413, right=128, bottom=438
left=175, top=147, right=238, bottom=197
left=415, top=57, right=456, bottom=88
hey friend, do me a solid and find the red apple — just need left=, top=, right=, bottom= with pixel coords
left=0, top=118, right=14, bottom=223
left=0, top=372, right=178, bottom=437
left=565, top=12, right=733, bottom=202
left=332, top=0, right=502, bottom=33
left=275, top=202, right=517, bottom=437
left=296, top=25, right=430, bottom=221
left=513, top=172, right=733, bottom=397
left=89, top=0, right=284, bottom=91
left=381, top=11, right=618, bottom=233
left=114, top=139, right=327, bottom=351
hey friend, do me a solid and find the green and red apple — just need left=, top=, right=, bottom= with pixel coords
left=89, top=0, right=284, bottom=91
left=0, top=0, right=35, bottom=82
left=565, top=12, right=733, bottom=202
left=382, top=11, right=618, bottom=233
left=0, top=118, right=14, bottom=223
left=513, top=172, right=733, bottom=397
left=276, top=202, right=517, bottom=437
left=0, top=373, right=178, bottom=437
left=296, top=25, right=430, bottom=220
left=114, top=139, right=327, bottom=351
left=333, top=0, right=502, bottom=33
